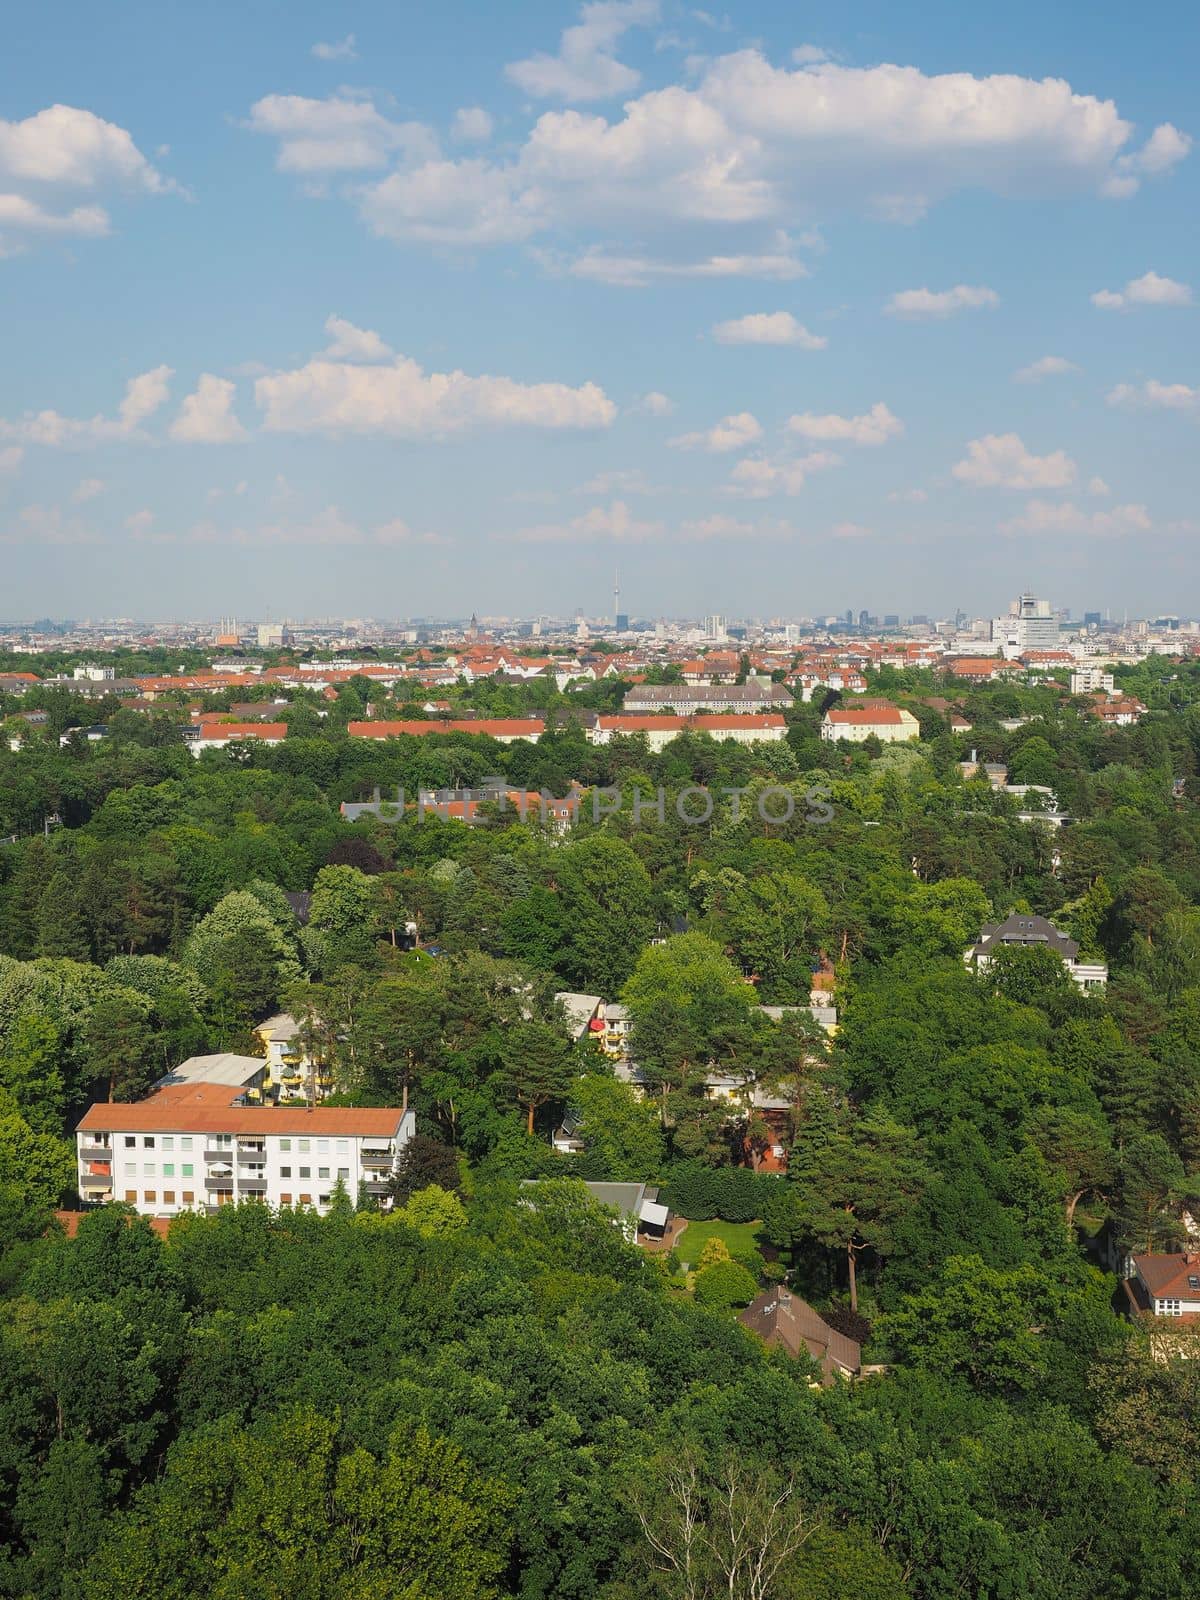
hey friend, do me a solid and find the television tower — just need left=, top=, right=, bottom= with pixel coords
left=614, top=566, right=620, bottom=631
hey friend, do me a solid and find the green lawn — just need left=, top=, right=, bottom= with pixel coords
left=675, top=1218, right=762, bottom=1270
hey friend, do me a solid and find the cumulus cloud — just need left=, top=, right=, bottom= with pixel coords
left=245, top=94, right=437, bottom=173
left=831, top=520, right=871, bottom=539
left=258, top=51, right=1182, bottom=256
left=580, top=467, right=663, bottom=494
left=1091, top=271, right=1192, bottom=309
left=678, top=513, right=755, bottom=540
left=1000, top=498, right=1151, bottom=537
left=169, top=375, right=248, bottom=443
left=887, top=486, right=927, bottom=503
left=669, top=411, right=762, bottom=451
left=512, top=498, right=665, bottom=543
left=952, top=433, right=1076, bottom=489
left=1088, top=477, right=1111, bottom=496
left=1111, top=121, right=1192, bottom=183
left=1013, top=354, right=1079, bottom=383
left=726, top=449, right=842, bottom=497
left=451, top=106, right=495, bottom=143
left=0, top=365, right=173, bottom=447
left=634, top=390, right=675, bottom=416
left=565, top=245, right=808, bottom=286
left=72, top=476, right=106, bottom=502
left=787, top=402, right=902, bottom=446
left=1106, top=378, right=1198, bottom=411
left=505, top=1, right=658, bottom=102
left=311, top=34, right=357, bottom=62
left=255, top=348, right=616, bottom=437
left=0, top=502, right=98, bottom=546
left=886, top=284, right=999, bottom=319
left=0, top=445, right=23, bottom=474
left=712, top=311, right=827, bottom=347
left=322, top=314, right=393, bottom=361
left=0, top=104, right=177, bottom=253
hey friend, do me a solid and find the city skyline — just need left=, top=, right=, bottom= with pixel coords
left=2, top=1, right=1197, bottom=617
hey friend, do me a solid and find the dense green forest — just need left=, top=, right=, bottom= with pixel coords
left=2, top=658, right=1200, bottom=1597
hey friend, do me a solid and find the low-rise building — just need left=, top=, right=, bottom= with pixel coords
left=75, top=1081, right=414, bottom=1218
left=622, top=682, right=793, bottom=715
left=820, top=705, right=920, bottom=743
left=740, top=1289, right=862, bottom=1383
left=347, top=718, right=544, bottom=744
left=189, top=721, right=288, bottom=755
left=966, top=912, right=1107, bottom=990
left=589, top=713, right=787, bottom=751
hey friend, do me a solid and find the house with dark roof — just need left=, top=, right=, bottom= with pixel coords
left=965, top=912, right=1107, bottom=990
left=740, top=1289, right=862, bottom=1383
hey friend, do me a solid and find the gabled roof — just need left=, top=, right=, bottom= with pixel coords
left=1133, top=1253, right=1200, bottom=1299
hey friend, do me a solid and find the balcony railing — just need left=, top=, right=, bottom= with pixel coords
left=360, top=1147, right=394, bottom=1165
left=204, top=1147, right=235, bottom=1161
left=79, top=1143, right=112, bottom=1160
left=204, top=1174, right=234, bottom=1191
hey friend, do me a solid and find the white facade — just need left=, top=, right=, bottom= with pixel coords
left=820, top=708, right=920, bottom=743
left=992, top=594, right=1059, bottom=659
left=77, top=1104, right=415, bottom=1218
left=1071, top=668, right=1115, bottom=694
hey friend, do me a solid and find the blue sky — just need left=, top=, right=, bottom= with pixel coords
left=1, top=0, right=1197, bottom=622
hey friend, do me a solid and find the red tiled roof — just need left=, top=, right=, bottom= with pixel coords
left=1133, top=1253, right=1200, bottom=1298
left=195, top=722, right=288, bottom=741
left=77, top=1082, right=405, bottom=1137
left=825, top=706, right=905, bottom=725
left=348, top=718, right=544, bottom=739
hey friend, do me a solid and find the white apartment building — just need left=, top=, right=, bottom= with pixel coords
left=991, top=594, right=1059, bottom=660
left=76, top=1082, right=415, bottom=1218
left=1071, top=668, right=1115, bottom=695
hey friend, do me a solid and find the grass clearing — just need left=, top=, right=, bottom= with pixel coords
left=675, top=1218, right=763, bottom=1270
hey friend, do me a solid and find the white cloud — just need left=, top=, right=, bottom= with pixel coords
left=0, top=365, right=172, bottom=447
left=886, top=284, right=999, bottom=319
left=505, top=1, right=658, bottom=102
left=832, top=520, right=871, bottom=539
left=1087, top=477, right=1111, bottom=497
left=0, top=105, right=176, bottom=254
left=513, top=498, right=665, bottom=543
left=277, top=52, right=1180, bottom=255
left=712, top=311, right=827, bottom=347
left=634, top=390, right=674, bottom=416
left=1091, top=271, right=1192, bottom=310
left=727, top=449, right=842, bottom=497
left=1, top=502, right=98, bottom=546
left=787, top=402, right=902, bottom=446
left=669, top=411, right=761, bottom=451
left=0, top=445, right=23, bottom=474
left=581, top=467, right=663, bottom=494
left=1107, top=378, right=1198, bottom=412
left=245, top=94, right=437, bottom=173
left=169, top=375, right=248, bottom=443
left=678, top=513, right=754, bottom=540
left=1113, top=121, right=1192, bottom=179
left=119, top=365, right=173, bottom=431
left=322, top=314, right=393, bottom=362
left=952, top=433, right=1076, bottom=489
left=1000, top=498, right=1150, bottom=537
left=887, top=487, right=927, bottom=504
left=311, top=34, right=357, bottom=62
left=72, top=476, right=106, bottom=502
left=565, top=245, right=808, bottom=286
left=451, top=107, right=495, bottom=144
left=1013, top=354, right=1079, bottom=383
left=255, top=346, right=616, bottom=437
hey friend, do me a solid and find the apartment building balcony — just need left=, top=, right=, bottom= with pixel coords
left=79, top=1168, right=112, bottom=1189
left=236, top=1139, right=266, bottom=1155
left=79, top=1142, right=112, bottom=1161
left=361, top=1177, right=392, bottom=1196
left=360, top=1146, right=395, bottom=1167
left=204, top=1146, right=235, bottom=1161
left=204, top=1172, right=234, bottom=1191
left=237, top=1171, right=267, bottom=1189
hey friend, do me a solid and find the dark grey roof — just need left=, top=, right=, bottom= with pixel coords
left=974, top=912, right=1078, bottom=959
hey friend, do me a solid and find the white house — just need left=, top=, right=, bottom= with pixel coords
left=589, top=713, right=787, bottom=751
left=965, top=912, right=1107, bottom=990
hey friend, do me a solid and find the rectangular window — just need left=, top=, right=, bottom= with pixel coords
left=299, top=1166, right=311, bottom=1180
left=162, top=1191, right=175, bottom=1205
left=298, top=1139, right=310, bottom=1153
left=336, top=1139, right=349, bottom=1154
left=144, top=1190, right=156, bottom=1204
left=280, top=1194, right=292, bottom=1206
left=163, top=1163, right=174, bottom=1178
left=124, top=1190, right=137, bottom=1203
left=144, top=1163, right=156, bottom=1177
left=181, top=1163, right=193, bottom=1178
left=181, top=1136, right=192, bottom=1151
left=162, top=1136, right=173, bottom=1151
left=337, top=1167, right=349, bottom=1182
left=143, top=1136, right=155, bottom=1148
left=279, top=1166, right=291, bottom=1179
left=279, top=1138, right=291, bottom=1152
left=318, top=1195, right=330, bottom=1207
left=318, top=1166, right=330, bottom=1181
left=299, top=1193, right=311, bottom=1205
left=182, top=1191, right=194, bottom=1204
left=317, top=1139, right=330, bottom=1154
left=124, top=1136, right=136, bottom=1148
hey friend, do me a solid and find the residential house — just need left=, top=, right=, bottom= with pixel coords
left=347, top=718, right=545, bottom=744
left=622, top=682, right=793, bottom=716
left=189, top=721, right=288, bottom=755
left=1127, top=1252, right=1200, bottom=1320
left=589, top=713, right=787, bottom=751
left=740, top=1289, right=862, bottom=1383
left=966, top=912, right=1107, bottom=989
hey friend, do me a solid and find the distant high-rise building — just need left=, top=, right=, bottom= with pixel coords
left=705, top=614, right=727, bottom=641
left=845, top=609, right=854, bottom=626
left=883, top=614, right=900, bottom=627
left=615, top=613, right=629, bottom=632
left=992, top=592, right=1058, bottom=657
left=858, top=609, right=871, bottom=628
left=1083, top=611, right=1102, bottom=626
